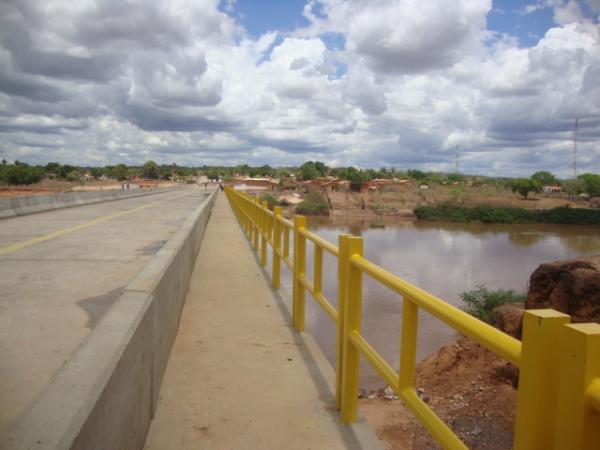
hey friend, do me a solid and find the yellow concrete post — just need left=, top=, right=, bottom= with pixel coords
left=252, top=197, right=259, bottom=251
left=340, top=236, right=363, bottom=423
left=554, top=322, right=600, bottom=450
left=314, top=245, right=323, bottom=295
left=513, top=309, right=570, bottom=450
left=283, top=226, right=290, bottom=260
left=336, top=234, right=351, bottom=409
left=292, top=216, right=307, bottom=331
left=398, top=297, right=418, bottom=391
left=272, top=206, right=282, bottom=288
left=260, top=201, right=268, bottom=267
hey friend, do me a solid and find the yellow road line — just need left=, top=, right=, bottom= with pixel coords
left=0, top=192, right=192, bottom=256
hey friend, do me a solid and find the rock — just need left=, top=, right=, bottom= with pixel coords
left=491, top=303, right=524, bottom=338
left=526, top=256, right=600, bottom=323
left=383, top=385, right=397, bottom=400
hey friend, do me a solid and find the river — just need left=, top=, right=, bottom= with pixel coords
left=279, top=217, right=600, bottom=390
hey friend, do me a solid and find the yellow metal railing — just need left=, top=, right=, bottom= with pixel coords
left=225, top=187, right=600, bottom=450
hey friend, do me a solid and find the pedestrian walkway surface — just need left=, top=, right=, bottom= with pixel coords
left=144, top=193, right=380, bottom=450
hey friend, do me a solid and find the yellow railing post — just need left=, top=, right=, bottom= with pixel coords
left=260, top=201, right=268, bottom=267
left=340, top=235, right=363, bottom=423
left=553, top=322, right=600, bottom=449
left=398, top=297, right=418, bottom=392
left=336, top=234, right=350, bottom=409
left=283, top=225, right=290, bottom=261
left=272, top=206, right=282, bottom=288
left=292, top=215, right=307, bottom=331
left=252, top=197, right=259, bottom=251
left=513, top=309, right=570, bottom=450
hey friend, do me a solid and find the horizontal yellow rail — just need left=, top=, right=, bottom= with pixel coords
left=299, top=227, right=339, bottom=256
left=350, top=254, right=521, bottom=366
left=224, top=186, right=600, bottom=450
left=348, top=330, right=397, bottom=389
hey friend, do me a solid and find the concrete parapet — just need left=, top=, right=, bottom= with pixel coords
left=0, top=190, right=217, bottom=450
left=0, top=187, right=178, bottom=219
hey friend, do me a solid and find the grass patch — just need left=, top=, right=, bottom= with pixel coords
left=461, top=285, right=525, bottom=324
left=414, top=202, right=600, bottom=225
left=295, top=192, right=329, bottom=216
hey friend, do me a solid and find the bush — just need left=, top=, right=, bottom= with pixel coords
left=0, top=164, right=43, bottom=185
left=461, top=285, right=525, bottom=324
left=511, top=178, right=542, bottom=198
left=295, top=192, right=329, bottom=215
left=414, top=203, right=600, bottom=225
left=259, top=194, right=279, bottom=210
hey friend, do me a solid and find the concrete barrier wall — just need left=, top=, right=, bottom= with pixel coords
left=0, top=187, right=177, bottom=219
left=1, top=190, right=218, bottom=450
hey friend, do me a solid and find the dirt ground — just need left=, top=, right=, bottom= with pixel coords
left=324, top=184, right=591, bottom=219
left=360, top=336, right=518, bottom=450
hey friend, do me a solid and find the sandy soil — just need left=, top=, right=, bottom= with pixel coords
left=360, top=336, right=518, bottom=450
left=325, top=184, right=590, bottom=219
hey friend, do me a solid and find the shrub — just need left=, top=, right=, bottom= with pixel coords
left=461, top=285, right=525, bottom=324
left=414, top=203, right=600, bottom=225
left=295, top=192, right=329, bottom=215
left=0, top=164, right=43, bottom=185
left=259, top=194, right=279, bottom=210
left=511, top=178, right=542, bottom=198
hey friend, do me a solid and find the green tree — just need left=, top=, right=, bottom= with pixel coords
left=112, top=164, right=129, bottom=181
left=90, top=167, right=104, bottom=178
left=407, top=169, right=427, bottom=181
left=143, top=160, right=159, bottom=179
left=577, top=173, right=600, bottom=197
left=299, top=161, right=319, bottom=181
left=1, top=164, right=43, bottom=185
left=562, top=178, right=584, bottom=197
left=66, top=170, right=80, bottom=182
left=45, top=162, right=61, bottom=176
left=511, top=178, right=542, bottom=198
left=531, top=171, right=558, bottom=186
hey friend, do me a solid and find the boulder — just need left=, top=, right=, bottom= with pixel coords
left=525, top=256, right=600, bottom=323
left=491, top=303, right=524, bottom=338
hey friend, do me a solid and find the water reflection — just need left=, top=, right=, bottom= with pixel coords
left=291, top=217, right=600, bottom=390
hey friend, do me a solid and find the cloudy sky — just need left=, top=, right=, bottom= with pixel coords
left=0, top=0, right=599, bottom=176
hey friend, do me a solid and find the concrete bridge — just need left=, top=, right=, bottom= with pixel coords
left=0, top=187, right=599, bottom=449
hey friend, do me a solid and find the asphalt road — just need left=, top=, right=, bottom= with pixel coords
left=0, top=187, right=210, bottom=429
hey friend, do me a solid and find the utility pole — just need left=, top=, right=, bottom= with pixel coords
left=573, top=117, right=578, bottom=179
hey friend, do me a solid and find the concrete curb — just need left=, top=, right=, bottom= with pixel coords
left=0, top=187, right=178, bottom=219
left=0, top=189, right=218, bottom=450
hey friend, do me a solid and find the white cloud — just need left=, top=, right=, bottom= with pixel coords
left=0, top=0, right=598, bottom=177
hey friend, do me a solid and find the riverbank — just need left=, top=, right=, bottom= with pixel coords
left=360, top=336, right=518, bottom=450
left=324, top=183, right=593, bottom=219
left=415, top=203, right=600, bottom=225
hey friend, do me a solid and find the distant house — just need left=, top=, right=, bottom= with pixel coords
left=233, top=177, right=279, bottom=191
left=280, top=177, right=302, bottom=190
left=543, top=185, right=561, bottom=193
left=358, top=178, right=410, bottom=192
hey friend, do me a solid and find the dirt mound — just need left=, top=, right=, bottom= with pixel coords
left=525, top=255, right=600, bottom=323
left=361, top=337, right=517, bottom=449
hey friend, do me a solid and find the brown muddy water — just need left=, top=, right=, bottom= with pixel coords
left=277, top=217, right=600, bottom=390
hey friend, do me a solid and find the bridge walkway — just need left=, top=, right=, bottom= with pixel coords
left=144, top=192, right=380, bottom=450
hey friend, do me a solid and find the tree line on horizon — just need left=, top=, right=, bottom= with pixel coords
left=0, top=159, right=599, bottom=198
